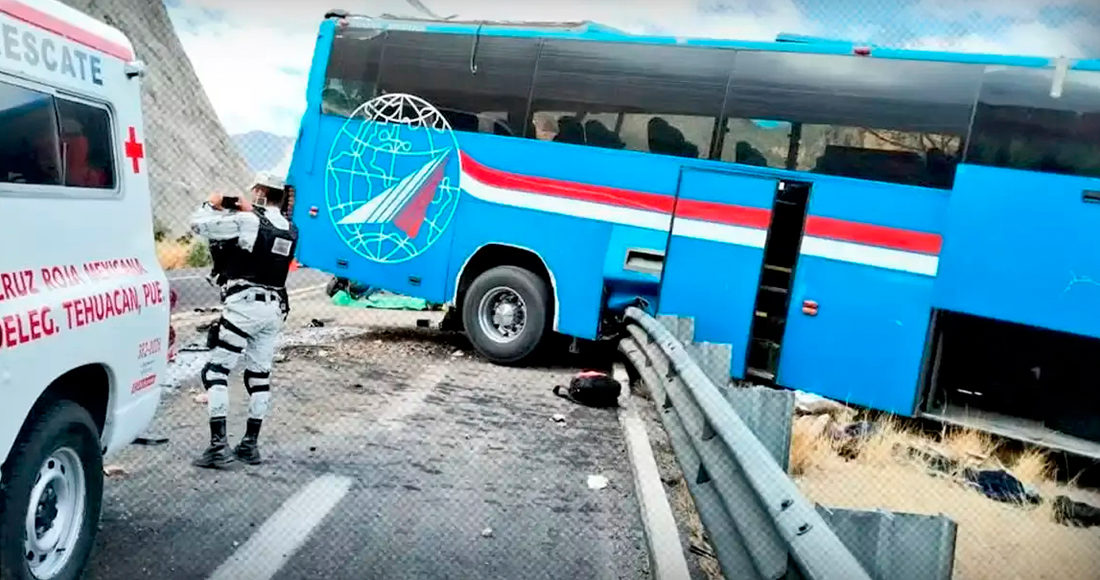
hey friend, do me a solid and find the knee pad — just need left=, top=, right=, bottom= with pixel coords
left=244, top=369, right=271, bottom=394
left=201, top=362, right=230, bottom=390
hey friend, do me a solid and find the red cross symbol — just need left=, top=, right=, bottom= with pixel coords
left=124, top=127, right=144, bottom=174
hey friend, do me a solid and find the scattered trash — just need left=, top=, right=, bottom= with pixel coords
left=551, top=414, right=566, bottom=423
left=963, top=468, right=1042, bottom=505
left=193, top=392, right=209, bottom=404
left=348, top=383, right=365, bottom=391
left=133, top=437, right=169, bottom=446
left=309, top=319, right=325, bottom=328
left=831, top=420, right=877, bottom=440
left=104, top=465, right=127, bottom=477
left=587, top=475, right=609, bottom=490
left=451, top=350, right=464, bottom=358
left=481, top=527, right=494, bottom=538
left=232, top=541, right=239, bottom=547
left=273, top=352, right=290, bottom=363
left=1053, top=495, right=1100, bottom=528
left=416, top=319, right=430, bottom=328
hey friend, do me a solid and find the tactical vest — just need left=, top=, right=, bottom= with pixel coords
left=211, top=206, right=299, bottom=290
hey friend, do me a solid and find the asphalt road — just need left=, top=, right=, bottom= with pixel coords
left=86, top=304, right=650, bottom=580
left=167, top=267, right=330, bottom=312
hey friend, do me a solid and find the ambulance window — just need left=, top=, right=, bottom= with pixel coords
left=55, top=99, right=116, bottom=189
left=0, top=81, right=62, bottom=186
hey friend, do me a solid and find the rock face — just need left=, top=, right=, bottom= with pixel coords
left=61, top=0, right=252, bottom=235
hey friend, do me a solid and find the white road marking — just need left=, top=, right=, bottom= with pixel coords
left=206, top=474, right=354, bottom=580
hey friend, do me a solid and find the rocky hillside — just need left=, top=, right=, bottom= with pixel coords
left=61, top=0, right=253, bottom=235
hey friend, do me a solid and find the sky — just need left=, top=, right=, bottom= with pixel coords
left=164, top=0, right=1100, bottom=138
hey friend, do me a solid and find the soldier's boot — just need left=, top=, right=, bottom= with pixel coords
left=193, top=417, right=235, bottom=469
left=233, top=419, right=263, bottom=465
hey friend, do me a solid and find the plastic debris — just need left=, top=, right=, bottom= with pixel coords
left=551, top=414, right=566, bottom=423
left=587, top=475, right=609, bottom=490
left=104, top=465, right=127, bottom=477
left=451, top=350, right=464, bottom=358
left=481, top=527, right=494, bottom=538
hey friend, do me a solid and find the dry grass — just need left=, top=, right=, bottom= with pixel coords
left=791, top=413, right=1100, bottom=580
left=156, top=239, right=192, bottom=270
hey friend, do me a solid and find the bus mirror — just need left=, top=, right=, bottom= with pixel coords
left=1051, top=56, right=1069, bottom=99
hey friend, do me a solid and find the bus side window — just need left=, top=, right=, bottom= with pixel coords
left=527, top=40, right=728, bottom=158
left=323, top=31, right=384, bottom=117
left=374, top=31, right=538, bottom=138
left=965, top=67, right=1100, bottom=179
left=721, top=52, right=982, bottom=189
left=56, top=98, right=116, bottom=189
left=0, top=80, right=62, bottom=186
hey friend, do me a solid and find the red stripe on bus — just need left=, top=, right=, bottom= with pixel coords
left=805, top=215, right=942, bottom=255
left=460, top=151, right=941, bottom=255
left=674, top=199, right=773, bottom=230
left=460, top=152, right=675, bottom=213
left=0, top=0, right=133, bottom=61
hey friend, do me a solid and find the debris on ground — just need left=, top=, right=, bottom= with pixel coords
left=963, top=468, right=1042, bottom=505
left=332, top=289, right=430, bottom=311
left=1053, top=495, right=1100, bottom=528
left=794, top=390, right=855, bottom=420
left=551, top=414, right=566, bottom=423
left=133, top=437, right=169, bottom=446
left=104, top=465, right=127, bottom=477
left=309, top=319, right=326, bottom=328
left=587, top=475, right=609, bottom=490
left=451, top=350, right=464, bottom=358
left=481, top=527, right=494, bottom=538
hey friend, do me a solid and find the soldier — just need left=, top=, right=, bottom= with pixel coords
left=188, top=173, right=298, bottom=468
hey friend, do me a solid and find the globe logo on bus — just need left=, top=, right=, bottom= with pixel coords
left=325, top=93, right=462, bottom=264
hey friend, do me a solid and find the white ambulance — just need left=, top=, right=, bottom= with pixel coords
left=0, top=1, right=168, bottom=578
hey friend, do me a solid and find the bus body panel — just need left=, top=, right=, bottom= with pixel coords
left=936, top=165, right=1100, bottom=340
left=780, top=258, right=936, bottom=414
left=0, top=1, right=167, bottom=467
left=657, top=168, right=778, bottom=379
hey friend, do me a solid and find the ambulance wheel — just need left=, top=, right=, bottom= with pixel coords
left=0, top=401, right=103, bottom=580
left=463, top=266, right=550, bottom=365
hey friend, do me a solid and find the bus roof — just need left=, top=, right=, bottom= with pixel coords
left=334, top=12, right=1098, bottom=71
left=1, top=0, right=135, bottom=61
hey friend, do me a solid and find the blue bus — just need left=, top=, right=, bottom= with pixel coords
left=286, top=11, right=1100, bottom=456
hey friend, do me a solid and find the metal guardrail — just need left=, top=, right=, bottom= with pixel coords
left=618, top=306, right=958, bottom=580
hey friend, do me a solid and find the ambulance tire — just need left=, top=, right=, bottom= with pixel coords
left=463, top=266, right=550, bottom=366
left=0, top=401, right=103, bottom=580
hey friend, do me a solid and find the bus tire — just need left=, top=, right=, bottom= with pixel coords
left=0, top=401, right=103, bottom=580
left=462, top=265, right=550, bottom=365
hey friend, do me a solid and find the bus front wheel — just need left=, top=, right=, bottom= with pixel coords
left=462, top=265, right=550, bottom=365
left=0, top=401, right=103, bottom=580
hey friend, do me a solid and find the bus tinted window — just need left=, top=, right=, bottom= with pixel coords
left=0, top=81, right=61, bottom=186
left=323, top=31, right=384, bottom=117
left=57, top=99, right=115, bottom=189
left=966, top=67, right=1100, bottom=179
left=721, top=52, right=982, bottom=189
left=529, top=41, right=728, bottom=158
left=376, top=32, right=539, bottom=137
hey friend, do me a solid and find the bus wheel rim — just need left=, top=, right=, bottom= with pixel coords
left=25, top=447, right=86, bottom=580
left=478, top=286, right=527, bottom=344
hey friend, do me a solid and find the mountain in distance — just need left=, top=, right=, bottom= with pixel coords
left=232, top=131, right=295, bottom=173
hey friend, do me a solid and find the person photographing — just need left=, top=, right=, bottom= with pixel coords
left=188, top=173, right=298, bottom=468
